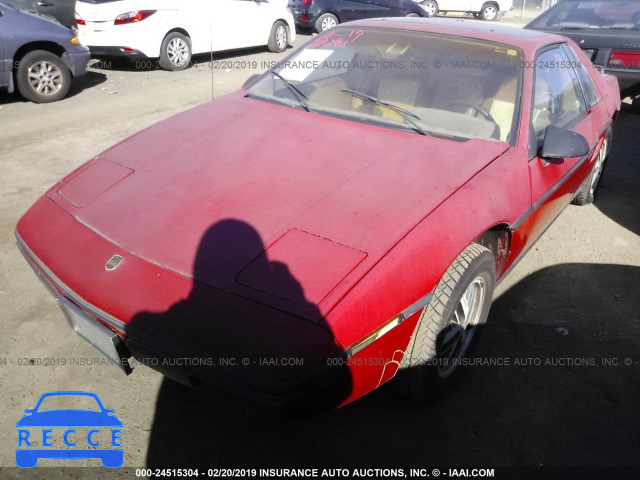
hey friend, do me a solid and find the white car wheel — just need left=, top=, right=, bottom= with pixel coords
left=159, top=32, right=192, bottom=71
left=480, top=3, right=498, bottom=20
left=268, top=21, right=289, bottom=53
left=422, top=0, right=438, bottom=17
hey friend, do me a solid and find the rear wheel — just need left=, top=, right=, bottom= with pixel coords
left=572, top=133, right=610, bottom=205
left=396, top=243, right=495, bottom=402
left=406, top=12, right=420, bottom=17
left=480, top=2, right=499, bottom=20
left=315, top=13, right=338, bottom=32
left=159, top=32, right=192, bottom=71
left=422, top=0, right=438, bottom=17
left=16, top=50, right=71, bottom=103
left=268, top=21, right=289, bottom=53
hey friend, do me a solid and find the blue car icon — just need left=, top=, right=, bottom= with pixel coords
left=16, top=391, right=123, bottom=468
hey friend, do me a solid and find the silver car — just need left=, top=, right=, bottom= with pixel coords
left=0, top=2, right=90, bottom=103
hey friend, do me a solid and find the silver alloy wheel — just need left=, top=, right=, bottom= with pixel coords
left=423, top=1, right=437, bottom=16
left=483, top=5, right=497, bottom=19
left=590, top=138, right=607, bottom=197
left=275, top=24, right=287, bottom=50
left=167, top=37, right=189, bottom=67
left=321, top=16, right=337, bottom=31
left=437, top=276, right=486, bottom=379
left=27, top=61, right=63, bottom=97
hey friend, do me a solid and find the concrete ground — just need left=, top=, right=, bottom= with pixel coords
left=0, top=20, right=639, bottom=479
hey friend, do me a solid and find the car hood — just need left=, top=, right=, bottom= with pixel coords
left=1, top=3, right=75, bottom=34
left=49, top=92, right=508, bottom=315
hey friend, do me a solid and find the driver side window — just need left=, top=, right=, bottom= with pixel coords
left=531, top=47, right=586, bottom=140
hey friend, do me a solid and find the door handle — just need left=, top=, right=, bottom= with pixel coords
left=37, top=1, right=54, bottom=6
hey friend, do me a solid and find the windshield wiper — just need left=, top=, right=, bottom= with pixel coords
left=271, top=71, right=309, bottom=112
left=341, top=89, right=430, bottom=136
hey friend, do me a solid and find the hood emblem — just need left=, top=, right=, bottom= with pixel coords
left=105, top=255, right=124, bottom=271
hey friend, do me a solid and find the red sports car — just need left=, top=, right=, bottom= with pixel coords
left=17, top=18, right=620, bottom=409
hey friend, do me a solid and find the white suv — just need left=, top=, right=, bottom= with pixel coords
left=76, top=0, right=296, bottom=71
left=420, top=0, right=514, bottom=20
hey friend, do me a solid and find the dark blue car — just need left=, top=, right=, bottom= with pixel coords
left=16, top=391, right=123, bottom=468
left=288, top=0, right=429, bottom=33
left=0, top=2, right=90, bottom=103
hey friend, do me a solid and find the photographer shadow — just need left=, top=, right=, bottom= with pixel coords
left=127, top=219, right=352, bottom=468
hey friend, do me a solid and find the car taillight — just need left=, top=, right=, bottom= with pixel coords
left=303, top=0, right=312, bottom=5
left=608, top=50, right=640, bottom=70
left=75, top=13, right=85, bottom=25
left=114, top=10, right=156, bottom=25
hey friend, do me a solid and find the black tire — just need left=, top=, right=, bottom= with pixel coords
left=267, top=20, right=289, bottom=53
left=422, top=0, right=438, bottom=17
left=631, top=95, right=640, bottom=115
left=158, top=32, right=192, bottom=71
left=480, top=2, right=499, bottom=20
left=396, top=243, right=496, bottom=402
left=315, top=13, right=338, bottom=32
left=572, top=131, right=611, bottom=205
left=16, top=50, right=71, bottom=103
left=406, top=12, right=420, bottom=17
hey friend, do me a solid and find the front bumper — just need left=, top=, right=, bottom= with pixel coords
left=15, top=197, right=351, bottom=410
left=62, top=48, right=91, bottom=77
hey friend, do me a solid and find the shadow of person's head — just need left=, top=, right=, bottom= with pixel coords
left=128, top=219, right=352, bottom=419
left=190, top=219, right=307, bottom=307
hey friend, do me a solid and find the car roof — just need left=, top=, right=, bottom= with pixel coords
left=342, top=17, right=569, bottom=53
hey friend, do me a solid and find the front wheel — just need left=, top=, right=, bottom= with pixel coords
left=159, top=32, right=192, bottom=71
left=396, top=243, right=496, bottom=402
left=16, top=50, right=71, bottom=103
left=480, top=2, right=499, bottom=20
left=268, top=21, right=289, bottom=53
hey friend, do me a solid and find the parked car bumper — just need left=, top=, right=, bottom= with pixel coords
left=87, top=45, right=147, bottom=59
left=62, top=48, right=90, bottom=77
left=78, top=24, right=159, bottom=58
left=604, top=68, right=640, bottom=97
left=289, top=9, right=316, bottom=28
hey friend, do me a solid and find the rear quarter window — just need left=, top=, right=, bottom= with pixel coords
left=563, top=43, right=601, bottom=109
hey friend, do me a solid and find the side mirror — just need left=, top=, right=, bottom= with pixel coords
left=242, top=74, right=261, bottom=90
left=540, top=125, right=589, bottom=162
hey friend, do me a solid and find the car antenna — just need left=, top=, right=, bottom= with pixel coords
left=210, top=21, right=215, bottom=100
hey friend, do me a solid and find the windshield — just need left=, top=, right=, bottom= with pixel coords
left=36, top=394, right=102, bottom=412
left=531, top=0, right=640, bottom=30
left=248, top=27, right=523, bottom=143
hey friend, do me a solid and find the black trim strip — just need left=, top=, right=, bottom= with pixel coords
left=512, top=121, right=611, bottom=231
